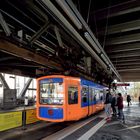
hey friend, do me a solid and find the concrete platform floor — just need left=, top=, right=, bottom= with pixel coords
left=90, top=102, right=140, bottom=140
left=0, top=102, right=140, bottom=140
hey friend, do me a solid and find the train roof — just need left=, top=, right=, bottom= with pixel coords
left=80, top=78, right=107, bottom=89
left=38, top=75, right=107, bottom=89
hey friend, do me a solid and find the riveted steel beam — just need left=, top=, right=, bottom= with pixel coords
left=118, top=68, right=140, bottom=72
left=91, top=1, right=140, bottom=21
left=111, top=56, right=140, bottom=63
left=108, top=50, right=140, bottom=59
left=0, top=39, right=63, bottom=71
left=99, top=19, right=140, bottom=35
left=115, top=62, right=140, bottom=66
left=106, top=33, right=140, bottom=46
left=106, top=42, right=140, bottom=53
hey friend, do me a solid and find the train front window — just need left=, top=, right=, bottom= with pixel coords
left=40, top=82, right=64, bottom=105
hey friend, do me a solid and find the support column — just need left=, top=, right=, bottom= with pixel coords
left=0, top=73, right=10, bottom=89
left=19, top=78, right=33, bottom=98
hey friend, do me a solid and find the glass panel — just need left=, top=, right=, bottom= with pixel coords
left=89, top=87, right=92, bottom=102
left=100, top=90, right=104, bottom=100
left=40, top=82, right=64, bottom=105
left=81, top=86, right=88, bottom=103
left=68, top=86, right=78, bottom=104
left=91, top=88, right=96, bottom=101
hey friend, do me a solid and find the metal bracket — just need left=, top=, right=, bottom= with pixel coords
left=29, top=22, right=50, bottom=44
left=54, top=26, right=64, bottom=48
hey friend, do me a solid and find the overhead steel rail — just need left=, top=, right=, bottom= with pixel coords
left=37, top=0, right=122, bottom=81
left=57, top=0, right=121, bottom=81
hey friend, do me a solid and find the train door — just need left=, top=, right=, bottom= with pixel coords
left=88, top=87, right=93, bottom=116
left=99, top=89, right=104, bottom=109
left=66, top=79, right=80, bottom=121
left=89, top=87, right=96, bottom=115
left=95, top=89, right=101, bottom=111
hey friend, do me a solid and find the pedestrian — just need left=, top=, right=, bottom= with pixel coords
left=139, top=96, right=140, bottom=104
left=104, top=92, right=112, bottom=121
left=127, top=94, right=131, bottom=106
left=117, top=93, right=125, bottom=123
left=111, top=93, right=117, bottom=116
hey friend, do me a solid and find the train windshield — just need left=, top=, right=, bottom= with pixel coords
left=39, top=79, right=64, bottom=105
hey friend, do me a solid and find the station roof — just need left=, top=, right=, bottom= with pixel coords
left=0, top=0, right=140, bottom=83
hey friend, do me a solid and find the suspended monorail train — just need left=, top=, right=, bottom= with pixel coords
left=36, top=75, right=107, bottom=122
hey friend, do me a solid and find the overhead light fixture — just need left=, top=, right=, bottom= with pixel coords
left=84, top=32, right=101, bottom=54
left=101, top=53, right=109, bottom=65
left=55, top=0, right=82, bottom=30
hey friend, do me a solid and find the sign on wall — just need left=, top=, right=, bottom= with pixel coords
left=0, top=111, right=22, bottom=131
left=117, top=83, right=130, bottom=86
left=26, top=109, right=39, bottom=124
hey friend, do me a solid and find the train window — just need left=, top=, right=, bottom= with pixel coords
left=81, top=86, right=88, bottom=103
left=89, top=87, right=93, bottom=102
left=68, top=86, right=78, bottom=104
left=91, top=88, right=95, bottom=102
left=40, top=82, right=64, bottom=105
left=95, top=89, right=100, bottom=100
left=100, top=90, right=104, bottom=100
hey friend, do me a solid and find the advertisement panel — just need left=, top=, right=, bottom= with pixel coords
left=26, top=109, right=39, bottom=124
left=0, top=111, right=22, bottom=131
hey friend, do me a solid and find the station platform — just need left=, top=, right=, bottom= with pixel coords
left=0, top=106, right=36, bottom=113
left=0, top=102, right=140, bottom=140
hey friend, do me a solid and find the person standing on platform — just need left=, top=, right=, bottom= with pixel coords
left=111, top=93, right=117, bottom=116
left=127, top=94, right=131, bottom=106
left=104, top=92, right=112, bottom=121
left=117, top=93, right=125, bottom=122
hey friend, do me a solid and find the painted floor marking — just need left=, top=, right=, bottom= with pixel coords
left=42, top=116, right=99, bottom=140
left=42, top=112, right=106, bottom=140
left=77, top=118, right=106, bottom=140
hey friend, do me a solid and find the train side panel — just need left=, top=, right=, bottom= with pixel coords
left=80, top=79, right=105, bottom=117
